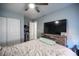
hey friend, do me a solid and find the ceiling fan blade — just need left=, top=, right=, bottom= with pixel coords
left=35, top=3, right=48, bottom=5
left=35, top=7, right=40, bottom=13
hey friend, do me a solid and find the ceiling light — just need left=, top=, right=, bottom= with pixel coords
left=28, top=3, right=35, bottom=8
left=55, top=21, right=59, bottom=24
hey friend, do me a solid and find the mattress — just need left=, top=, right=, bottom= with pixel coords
left=0, top=39, right=76, bottom=56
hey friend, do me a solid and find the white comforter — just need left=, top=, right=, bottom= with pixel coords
left=0, top=40, right=76, bottom=56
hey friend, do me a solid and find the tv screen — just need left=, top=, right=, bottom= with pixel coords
left=44, top=19, right=67, bottom=35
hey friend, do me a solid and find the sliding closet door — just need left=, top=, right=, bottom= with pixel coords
left=0, top=17, right=2, bottom=45
left=7, top=18, right=20, bottom=45
left=0, top=17, right=7, bottom=46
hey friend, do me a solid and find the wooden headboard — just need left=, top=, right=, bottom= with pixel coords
left=42, top=34, right=67, bottom=46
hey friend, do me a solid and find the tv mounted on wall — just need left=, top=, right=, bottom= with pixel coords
left=44, top=19, right=67, bottom=35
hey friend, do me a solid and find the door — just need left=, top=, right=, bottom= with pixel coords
left=29, top=21, right=37, bottom=40
left=0, top=17, right=7, bottom=46
left=7, top=18, right=20, bottom=45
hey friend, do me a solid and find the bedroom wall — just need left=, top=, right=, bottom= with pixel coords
left=36, top=4, right=79, bottom=48
left=24, top=16, right=31, bottom=25
left=0, top=9, right=24, bottom=42
left=76, top=4, right=79, bottom=48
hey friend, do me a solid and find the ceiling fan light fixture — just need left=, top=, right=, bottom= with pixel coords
left=28, top=3, right=35, bottom=8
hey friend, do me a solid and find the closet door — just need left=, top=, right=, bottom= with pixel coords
left=0, top=17, right=7, bottom=46
left=0, top=17, right=2, bottom=45
left=7, top=18, right=20, bottom=45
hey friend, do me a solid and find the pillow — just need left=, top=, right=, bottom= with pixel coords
left=39, top=37, right=56, bottom=46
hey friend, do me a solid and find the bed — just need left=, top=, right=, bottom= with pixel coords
left=0, top=38, right=76, bottom=56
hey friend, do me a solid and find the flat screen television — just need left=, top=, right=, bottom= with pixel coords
left=44, top=19, right=67, bottom=35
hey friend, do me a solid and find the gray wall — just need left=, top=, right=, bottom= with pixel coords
left=24, top=16, right=31, bottom=25
left=37, top=4, right=79, bottom=48
left=0, top=9, right=24, bottom=42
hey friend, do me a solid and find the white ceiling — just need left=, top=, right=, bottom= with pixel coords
left=0, top=3, right=72, bottom=19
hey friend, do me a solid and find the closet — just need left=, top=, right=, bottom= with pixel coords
left=0, top=17, right=20, bottom=46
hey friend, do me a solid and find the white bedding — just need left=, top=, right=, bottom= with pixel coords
left=0, top=39, right=76, bottom=56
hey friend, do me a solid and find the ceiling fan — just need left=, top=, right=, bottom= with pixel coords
left=25, top=3, right=48, bottom=13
